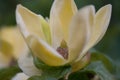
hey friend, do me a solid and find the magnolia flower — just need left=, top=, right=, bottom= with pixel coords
left=0, top=26, right=28, bottom=68
left=16, top=0, right=112, bottom=75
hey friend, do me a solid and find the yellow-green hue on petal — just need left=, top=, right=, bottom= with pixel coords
left=50, top=0, right=77, bottom=48
left=39, top=15, right=51, bottom=45
left=68, top=6, right=94, bottom=63
left=16, top=5, right=51, bottom=44
left=27, top=36, right=66, bottom=66
left=78, top=4, right=112, bottom=61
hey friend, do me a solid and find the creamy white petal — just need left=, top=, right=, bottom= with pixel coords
left=27, top=35, right=67, bottom=66
left=12, top=72, right=29, bottom=80
left=18, top=52, right=41, bottom=76
left=16, top=5, right=50, bottom=42
left=78, top=4, right=112, bottom=61
left=94, top=4, right=112, bottom=44
left=68, top=5, right=95, bottom=63
left=50, top=0, right=78, bottom=48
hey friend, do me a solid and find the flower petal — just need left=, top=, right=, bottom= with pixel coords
left=94, top=4, right=112, bottom=44
left=0, top=27, right=28, bottom=59
left=39, top=15, right=52, bottom=45
left=0, top=52, right=11, bottom=68
left=27, top=35, right=67, bottom=66
left=16, top=5, right=51, bottom=44
left=68, top=5, right=95, bottom=63
left=18, top=52, right=41, bottom=76
left=50, top=0, right=77, bottom=48
left=78, top=4, right=112, bottom=61
left=72, top=53, right=91, bottom=72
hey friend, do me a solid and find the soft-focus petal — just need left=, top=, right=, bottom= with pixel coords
left=0, top=27, right=28, bottom=59
left=68, top=6, right=94, bottom=63
left=78, top=4, right=112, bottom=61
left=50, top=0, right=78, bottom=48
left=12, top=72, right=29, bottom=80
left=27, top=35, right=67, bottom=66
left=16, top=5, right=51, bottom=44
left=0, top=52, right=11, bottom=68
left=18, top=52, right=41, bottom=76
left=72, top=53, right=91, bottom=72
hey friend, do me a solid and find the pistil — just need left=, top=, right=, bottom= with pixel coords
left=56, top=40, right=68, bottom=59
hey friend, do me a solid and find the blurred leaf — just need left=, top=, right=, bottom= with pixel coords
left=90, top=51, right=115, bottom=73
left=68, top=70, right=95, bottom=80
left=85, top=61, right=114, bottom=80
left=0, top=65, right=22, bottom=80
left=95, top=26, right=120, bottom=61
left=68, top=50, right=115, bottom=80
left=115, top=62, right=120, bottom=80
left=28, top=76, right=57, bottom=80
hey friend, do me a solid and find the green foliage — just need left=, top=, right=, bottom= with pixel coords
left=90, top=51, right=115, bottom=73
left=95, top=26, right=120, bottom=60
left=28, top=76, right=57, bottom=80
left=28, top=52, right=114, bottom=80
left=84, top=61, right=114, bottom=80
left=0, top=65, right=22, bottom=80
left=68, top=70, right=95, bottom=80
left=32, top=57, right=71, bottom=79
left=68, top=52, right=115, bottom=80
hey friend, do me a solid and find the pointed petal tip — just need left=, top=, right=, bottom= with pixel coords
left=106, top=4, right=112, bottom=7
left=80, top=5, right=95, bottom=11
left=104, top=4, right=112, bottom=11
left=16, top=4, right=23, bottom=11
left=102, top=4, right=112, bottom=14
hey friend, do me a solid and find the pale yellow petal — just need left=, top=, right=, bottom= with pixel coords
left=0, top=27, right=28, bottom=59
left=18, top=52, right=41, bottom=76
left=27, top=35, right=66, bottom=66
left=78, top=4, right=112, bottom=61
left=72, top=53, right=90, bottom=72
left=94, top=4, right=112, bottom=44
left=39, top=15, right=52, bottom=45
left=16, top=5, right=51, bottom=44
left=0, top=52, right=11, bottom=68
left=68, top=5, right=95, bottom=63
left=0, top=39, right=13, bottom=68
left=50, top=0, right=77, bottom=48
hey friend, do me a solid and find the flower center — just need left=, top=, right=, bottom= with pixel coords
left=56, top=40, right=68, bottom=59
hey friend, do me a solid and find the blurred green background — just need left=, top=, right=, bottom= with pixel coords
left=0, top=0, right=120, bottom=77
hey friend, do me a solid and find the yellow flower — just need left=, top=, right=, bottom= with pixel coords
left=16, top=0, right=112, bottom=72
left=0, top=26, right=41, bottom=76
left=0, top=26, right=28, bottom=68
